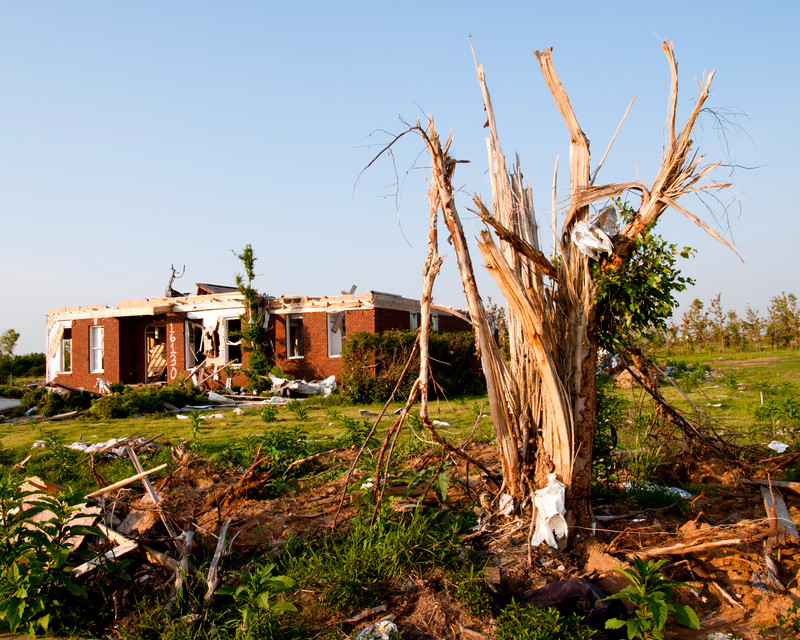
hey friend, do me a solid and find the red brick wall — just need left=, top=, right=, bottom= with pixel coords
left=166, top=314, right=185, bottom=383
left=54, top=318, right=120, bottom=391
left=271, top=309, right=375, bottom=381
left=50, top=305, right=472, bottom=390
left=437, top=313, right=471, bottom=333
left=375, top=308, right=413, bottom=333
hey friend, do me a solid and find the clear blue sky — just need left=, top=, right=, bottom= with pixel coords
left=2, top=2, right=797, bottom=354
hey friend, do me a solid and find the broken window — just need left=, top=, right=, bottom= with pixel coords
left=145, top=323, right=167, bottom=382
left=431, top=313, right=439, bottom=332
left=327, top=312, right=345, bottom=358
left=287, top=314, right=303, bottom=358
left=409, top=312, right=419, bottom=330
left=61, top=329, right=72, bottom=373
left=186, top=321, right=205, bottom=368
left=226, top=318, right=242, bottom=364
left=89, top=325, right=104, bottom=373
left=203, top=321, right=220, bottom=360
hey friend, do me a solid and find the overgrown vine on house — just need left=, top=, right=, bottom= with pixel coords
left=234, top=244, right=272, bottom=392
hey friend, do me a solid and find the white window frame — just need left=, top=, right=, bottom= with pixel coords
left=287, top=314, right=304, bottom=359
left=327, top=312, right=345, bottom=358
left=224, top=317, right=243, bottom=366
left=185, top=320, right=204, bottom=369
left=89, top=325, right=104, bottom=373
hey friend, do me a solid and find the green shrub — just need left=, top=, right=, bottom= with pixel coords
left=336, top=416, right=374, bottom=448
left=19, top=387, right=93, bottom=418
left=0, top=475, right=103, bottom=636
left=495, top=601, right=601, bottom=640
left=755, top=396, right=800, bottom=422
left=603, top=556, right=699, bottom=639
left=261, top=405, right=279, bottom=423
left=664, top=360, right=709, bottom=390
left=286, top=400, right=308, bottom=422
left=217, top=561, right=296, bottom=638
left=89, top=383, right=206, bottom=419
left=0, top=384, right=25, bottom=399
left=593, top=384, right=624, bottom=492
left=341, top=330, right=483, bottom=403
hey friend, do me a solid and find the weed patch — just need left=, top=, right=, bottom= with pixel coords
left=284, top=509, right=473, bottom=609
left=495, top=601, right=602, bottom=640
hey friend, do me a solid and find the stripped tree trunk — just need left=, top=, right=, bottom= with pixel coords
left=410, top=42, right=735, bottom=529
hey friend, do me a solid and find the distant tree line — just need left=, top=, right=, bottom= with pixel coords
left=0, top=329, right=45, bottom=381
left=646, top=292, right=800, bottom=352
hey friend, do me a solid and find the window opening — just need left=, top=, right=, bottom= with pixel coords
left=287, top=315, right=304, bottom=358
left=226, top=318, right=242, bottom=364
left=61, top=328, right=72, bottom=373
left=327, top=312, right=345, bottom=357
left=186, top=321, right=205, bottom=368
left=409, top=312, right=419, bottom=330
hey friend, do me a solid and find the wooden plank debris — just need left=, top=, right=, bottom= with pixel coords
left=741, top=476, right=800, bottom=496
left=202, top=516, right=234, bottom=611
left=85, top=464, right=168, bottom=498
left=125, top=445, right=181, bottom=550
left=173, top=518, right=196, bottom=605
left=97, top=523, right=178, bottom=572
left=47, top=380, right=99, bottom=396
left=71, top=541, right=138, bottom=577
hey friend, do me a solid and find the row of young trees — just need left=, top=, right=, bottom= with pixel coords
left=654, top=292, right=800, bottom=352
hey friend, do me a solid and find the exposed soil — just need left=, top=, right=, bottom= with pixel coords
left=91, top=437, right=800, bottom=639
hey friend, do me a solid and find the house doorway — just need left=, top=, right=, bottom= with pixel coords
left=145, top=323, right=168, bottom=382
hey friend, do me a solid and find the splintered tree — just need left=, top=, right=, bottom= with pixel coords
left=396, top=43, right=740, bottom=528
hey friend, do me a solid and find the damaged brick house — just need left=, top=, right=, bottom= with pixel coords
left=46, top=285, right=471, bottom=391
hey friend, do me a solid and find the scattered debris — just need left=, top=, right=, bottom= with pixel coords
left=531, top=473, right=567, bottom=549
left=353, top=619, right=400, bottom=640
left=269, top=373, right=336, bottom=398
left=767, top=440, right=790, bottom=454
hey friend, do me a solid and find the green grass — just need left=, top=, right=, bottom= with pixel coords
left=0, top=393, right=493, bottom=467
left=614, top=349, right=800, bottom=447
